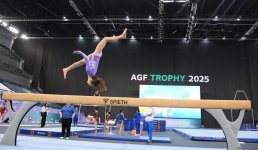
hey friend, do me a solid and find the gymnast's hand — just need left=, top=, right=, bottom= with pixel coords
left=73, top=50, right=82, bottom=54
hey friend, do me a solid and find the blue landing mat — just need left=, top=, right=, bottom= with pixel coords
left=0, top=134, right=225, bottom=150
left=79, top=133, right=171, bottom=143
left=20, top=127, right=104, bottom=137
left=173, top=128, right=258, bottom=143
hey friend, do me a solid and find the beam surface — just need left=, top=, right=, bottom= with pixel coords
left=2, top=92, right=251, bottom=109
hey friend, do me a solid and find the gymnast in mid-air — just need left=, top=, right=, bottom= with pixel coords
left=63, top=28, right=127, bottom=92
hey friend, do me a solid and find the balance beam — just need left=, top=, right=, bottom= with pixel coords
left=2, top=92, right=251, bottom=109
left=0, top=92, right=252, bottom=150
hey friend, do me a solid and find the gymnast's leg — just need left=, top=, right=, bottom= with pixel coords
left=93, top=28, right=127, bottom=55
left=63, top=53, right=95, bottom=79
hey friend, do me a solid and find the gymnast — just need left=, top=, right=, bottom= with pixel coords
left=63, top=28, right=128, bottom=92
left=93, top=106, right=99, bottom=133
left=115, top=110, right=125, bottom=135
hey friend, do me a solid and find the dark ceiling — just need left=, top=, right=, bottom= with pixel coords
left=0, top=0, right=258, bottom=41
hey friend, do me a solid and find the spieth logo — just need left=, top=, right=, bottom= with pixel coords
left=37, top=131, right=46, bottom=135
left=103, top=98, right=128, bottom=105
left=103, top=98, right=109, bottom=104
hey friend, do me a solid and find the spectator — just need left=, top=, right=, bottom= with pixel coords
left=59, top=103, right=75, bottom=140
left=145, top=107, right=154, bottom=144
left=0, top=104, right=8, bottom=123
left=41, top=103, right=49, bottom=127
left=115, top=110, right=124, bottom=135
left=134, top=108, right=141, bottom=136
left=73, top=107, right=79, bottom=127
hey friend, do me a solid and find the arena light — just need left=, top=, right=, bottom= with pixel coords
left=163, top=0, right=173, bottom=3
left=78, top=35, right=83, bottom=40
left=148, top=16, right=153, bottom=21
left=222, top=36, right=226, bottom=40
left=2, top=22, right=8, bottom=27
left=63, top=16, right=68, bottom=21
left=125, top=16, right=130, bottom=21
left=21, top=34, right=29, bottom=40
left=94, top=35, right=100, bottom=40
left=241, top=36, right=246, bottom=40
left=8, top=26, right=19, bottom=34
left=150, top=36, right=153, bottom=39
left=131, top=35, right=135, bottom=39
left=104, top=16, right=108, bottom=21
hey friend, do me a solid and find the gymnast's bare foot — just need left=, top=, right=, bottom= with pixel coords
left=121, top=28, right=127, bottom=38
left=63, top=68, right=68, bottom=79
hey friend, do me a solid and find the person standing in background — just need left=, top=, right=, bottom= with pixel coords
left=0, top=104, right=8, bottom=123
left=134, top=108, right=141, bottom=136
left=93, top=107, right=99, bottom=133
left=105, top=111, right=111, bottom=133
left=41, top=103, right=49, bottom=127
left=73, top=107, right=79, bottom=127
left=60, top=103, right=75, bottom=140
left=145, top=107, right=154, bottom=144
left=115, top=110, right=124, bottom=135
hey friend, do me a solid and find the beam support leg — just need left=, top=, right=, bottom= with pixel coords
left=0, top=101, right=38, bottom=146
left=205, top=109, right=245, bottom=150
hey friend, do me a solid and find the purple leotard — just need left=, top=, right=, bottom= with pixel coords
left=79, top=52, right=101, bottom=77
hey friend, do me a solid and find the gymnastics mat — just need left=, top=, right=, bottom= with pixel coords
left=173, top=128, right=258, bottom=143
left=0, top=134, right=226, bottom=150
left=20, top=127, right=104, bottom=137
left=79, top=133, right=171, bottom=143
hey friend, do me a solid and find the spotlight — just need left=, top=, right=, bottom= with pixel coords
left=63, top=16, right=68, bottom=21
left=104, top=16, right=108, bottom=21
left=125, top=16, right=130, bottom=21
left=94, top=35, right=100, bottom=40
left=2, top=22, right=8, bottom=27
left=214, top=16, right=219, bottom=21
left=131, top=35, right=135, bottom=39
left=150, top=36, right=153, bottom=39
left=21, top=34, right=29, bottom=40
left=8, top=26, right=19, bottom=34
left=222, top=36, right=226, bottom=40
left=78, top=35, right=83, bottom=40
left=148, top=16, right=153, bottom=21
left=241, top=36, right=246, bottom=40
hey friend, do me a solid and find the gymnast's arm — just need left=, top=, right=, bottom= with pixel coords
left=73, top=51, right=93, bottom=60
